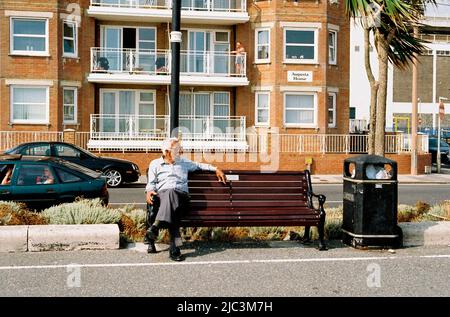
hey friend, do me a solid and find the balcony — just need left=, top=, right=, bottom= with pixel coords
left=87, top=48, right=249, bottom=86
left=87, top=114, right=248, bottom=151
left=87, top=0, right=249, bottom=25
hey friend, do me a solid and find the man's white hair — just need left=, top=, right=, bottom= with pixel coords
left=161, top=137, right=179, bottom=153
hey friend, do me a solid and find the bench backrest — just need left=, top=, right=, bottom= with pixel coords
left=183, top=170, right=315, bottom=227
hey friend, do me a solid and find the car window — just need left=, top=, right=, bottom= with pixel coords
left=20, top=144, right=51, bottom=156
left=54, top=144, right=81, bottom=158
left=0, top=164, right=15, bottom=186
left=55, top=167, right=82, bottom=183
left=16, top=164, right=56, bottom=186
left=429, top=139, right=437, bottom=147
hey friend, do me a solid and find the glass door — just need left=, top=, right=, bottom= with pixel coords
left=194, top=93, right=210, bottom=138
left=101, top=92, right=116, bottom=133
left=188, top=31, right=210, bottom=74
left=102, top=27, right=122, bottom=71
left=213, top=32, right=229, bottom=75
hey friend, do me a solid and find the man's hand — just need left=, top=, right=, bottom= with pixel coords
left=146, top=191, right=157, bottom=204
left=216, top=169, right=227, bottom=184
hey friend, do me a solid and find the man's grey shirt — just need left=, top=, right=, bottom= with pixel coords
left=146, top=157, right=217, bottom=194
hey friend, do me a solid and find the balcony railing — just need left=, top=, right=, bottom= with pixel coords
left=91, top=48, right=246, bottom=77
left=247, top=134, right=429, bottom=154
left=90, top=0, right=247, bottom=12
left=89, top=114, right=246, bottom=142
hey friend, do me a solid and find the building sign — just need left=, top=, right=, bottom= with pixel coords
left=288, top=71, right=313, bottom=82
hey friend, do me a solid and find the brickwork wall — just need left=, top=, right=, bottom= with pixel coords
left=93, top=151, right=431, bottom=176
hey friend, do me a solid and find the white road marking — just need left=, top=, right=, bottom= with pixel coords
left=0, top=254, right=449, bottom=271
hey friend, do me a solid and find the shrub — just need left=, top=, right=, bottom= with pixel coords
left=42, top=199, right=121, bottom=224
left=119, top=208, right=147, bottom=242
left=415, top=201, right=431, bottom=216
left=427, top=203, right=450, bottom=221
left=0, top=201, right=47, bottom=225
left=397, top=204, right=417, bottom=222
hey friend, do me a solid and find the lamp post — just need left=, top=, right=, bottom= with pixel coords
left=437, top=97, right=447, bottom=173
left=411, top=26, right=419, bottom=175
left=169, top=0, right=181, bottom=138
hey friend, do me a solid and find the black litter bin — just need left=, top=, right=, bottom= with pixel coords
left=342, top=155, right=403, bottom=248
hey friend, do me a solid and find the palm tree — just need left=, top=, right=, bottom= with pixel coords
left=345, top=0, right=434, bottom=156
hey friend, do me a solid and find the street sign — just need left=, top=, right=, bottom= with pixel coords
left=439, top=101, right=445, bottom=121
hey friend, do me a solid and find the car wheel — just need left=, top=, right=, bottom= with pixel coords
left=104, top=169, right=122, bottom=187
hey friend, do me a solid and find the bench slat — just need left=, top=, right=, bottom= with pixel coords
left=231, top=201, right=308, bottom=207
left=228, top=174, right=306, bottom=181
left=228, top=187, right=304, bottom=194
left=231, top=181, right=306, bottom=188
left=189, top=187, right=231, bottom=194
left=190, top=194, right=230, bottom=201
left=231, top=194, right=307, bottom=201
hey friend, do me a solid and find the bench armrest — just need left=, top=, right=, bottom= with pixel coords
left=309, top=192, right=326, bottom=213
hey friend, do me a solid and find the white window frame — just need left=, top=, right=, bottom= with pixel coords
left=99, top=89, right=156, bottom=132
left=283, top=92, right=317, bottom=128
left=283, top=27, right=318, bottom=64
left=63, top=21, right=78, bottom=58
left=255, top=28, right=270, bottom=64
left=255, top=92, right=270, bottom=126
left=63, top=87, right=78, bottom=124
left=328, top=30, right=337, bottom=65
left=10, top=85, right=50, bottom=124
left=328, top=92, right=337, bottom=128
left=10, top=17, right=49, bottom=56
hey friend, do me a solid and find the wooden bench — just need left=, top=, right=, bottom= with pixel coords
left=147, top=170, right=327, bottom=250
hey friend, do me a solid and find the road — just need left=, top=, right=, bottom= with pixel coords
left=0, top=242, right=449, bottom=297
left=108, top=183, right=450, bottom=208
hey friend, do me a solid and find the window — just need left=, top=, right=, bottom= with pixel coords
left=16, top=164, right=56, bottom=186
left=11, top=86, right=49, bottom=124
left=255, top=28, right=270, bottom=63
left=349, top=107, right=356, bottom=120
left=255, top=92, right=270, bottom=126
left=54, top=144, right=81, bottom=158
left=329, top=30, right=337, bottom=65
left=284, top=93, right=316, bottom=127
left=63, top=21, right=77, bottom=57
left=55, top=168, right=82, bottom=183
left=0, top=164, right=15, bottom=186
left=328, top=92, right=337, bottom=127
left=284, top=28, right=317, bottom=63
left=63, top=88, right=77, bottom=124
left=20, top=144, right=51, bottom=156
left=11, top=18, right=48, bottom=55
left=100, top=90, right=156, bottom=133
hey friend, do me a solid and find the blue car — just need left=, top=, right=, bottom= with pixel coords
left=428, top=137, right=450, bottom=164
left=0, top=154, right=108, bottom=210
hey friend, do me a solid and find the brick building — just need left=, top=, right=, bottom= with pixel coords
left=0, top=0, right=348, bottom=136
left=0, top=0, right=430, bottom=173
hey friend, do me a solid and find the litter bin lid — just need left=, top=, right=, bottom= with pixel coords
left=344, top=154, right=396, bottom=165
left=344, top=154, right=397, bottom=180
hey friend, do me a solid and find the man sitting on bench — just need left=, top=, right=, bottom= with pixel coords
left=145, top=137, right=227, bottom=261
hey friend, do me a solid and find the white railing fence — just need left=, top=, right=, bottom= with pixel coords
left=91, top=48, right=247, bottom=77
left=0, top=131, right=63, bottom=152
left=247, top=133, right=429, bottom=154
left=90, top=0, right=247, bottom=12
left=90, top=114, right=246, bottom=142
left=0, top=130, right=429, bottom=154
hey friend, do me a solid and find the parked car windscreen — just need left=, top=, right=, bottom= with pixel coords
left=57, top=160, right=101, bottom=178
left=429, top=138, right=449, bottom=148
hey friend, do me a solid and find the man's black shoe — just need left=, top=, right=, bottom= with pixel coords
left=143, top=234, right=150, bottom=245
left=169, top=247, right=185, bottom=262
left=147, top=241, right=157, bottom=254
